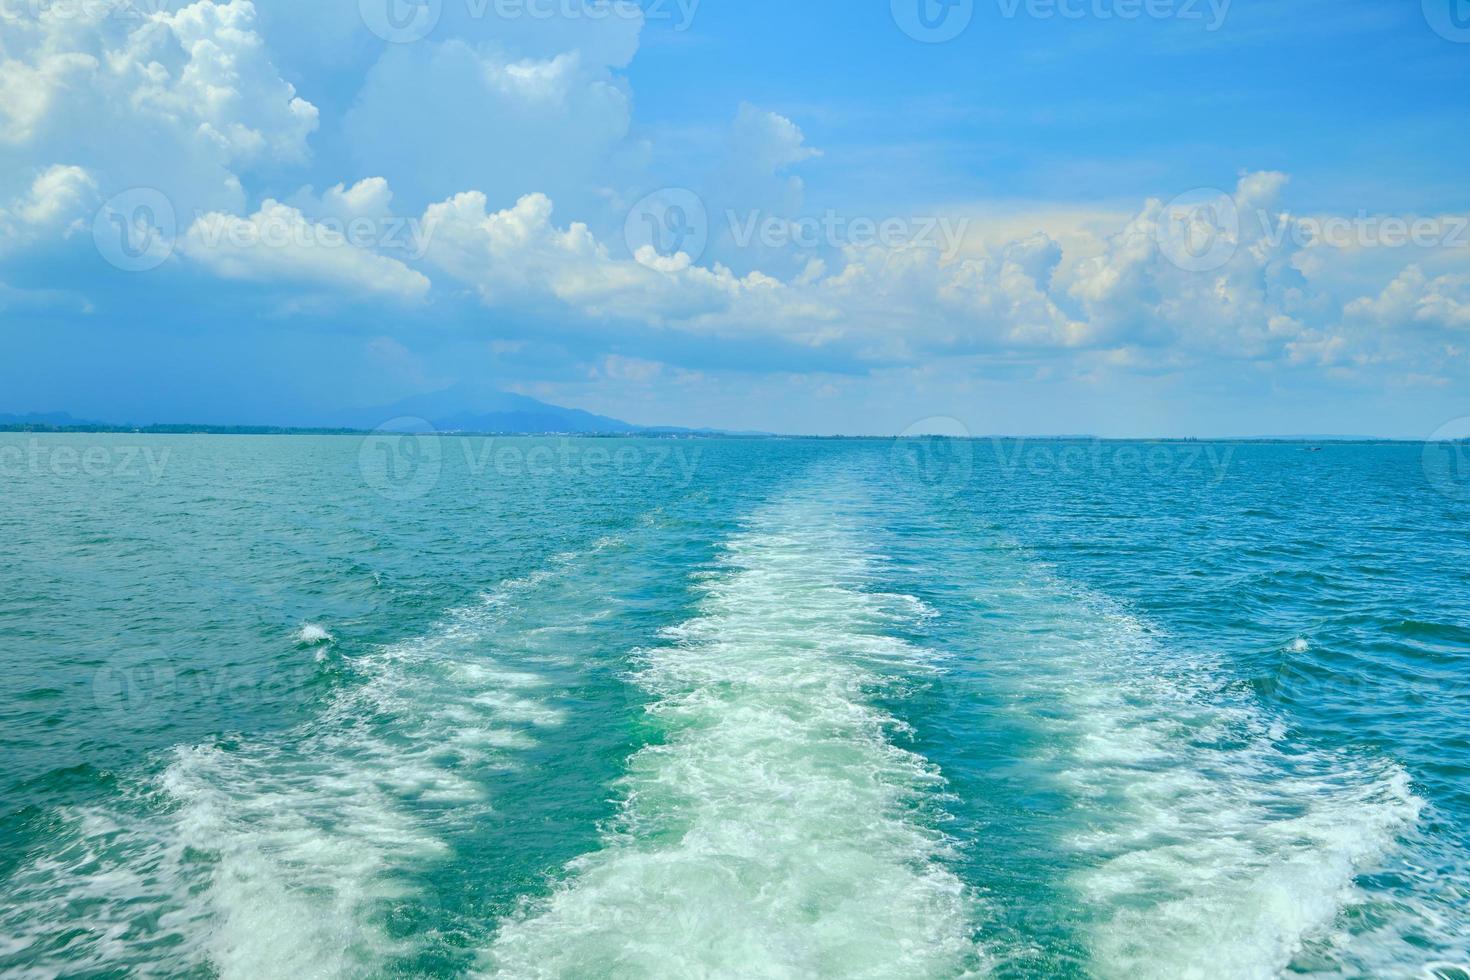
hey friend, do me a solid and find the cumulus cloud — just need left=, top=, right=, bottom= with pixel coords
left=0, top=164, right=97, bottom=251
left=0, top=0, right=317, bottom=215
left=403, top=170, right=1470, bottom=385
left=183, top=199, right=430, bottom=300
left=1063, top=173, right=1315, bottom=359
left=1346, top=266, right=1470, bottom=332
left=1, top=0, right=1464, bottom=396
left=716, top=103, right=821, bottom=216
left=421, top=191, right=768, bottom=322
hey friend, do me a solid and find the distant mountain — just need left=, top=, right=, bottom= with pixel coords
left=336, top=385, right=640, bottom=435
left=0, top=389, right=749, bottom=435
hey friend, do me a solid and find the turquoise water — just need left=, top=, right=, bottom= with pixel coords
left=2, top=434, right=1467, bottom=978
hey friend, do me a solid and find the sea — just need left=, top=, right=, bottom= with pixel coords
left=2, top=432, right=1467, bottom=978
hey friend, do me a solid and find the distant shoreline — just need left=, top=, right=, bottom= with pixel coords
left=0, top=424, right=1444, bottom=444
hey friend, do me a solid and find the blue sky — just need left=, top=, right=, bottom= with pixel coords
left=1, top=0, right=1468, bottom=435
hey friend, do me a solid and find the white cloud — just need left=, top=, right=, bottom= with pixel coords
left=1345, top=266, right=1470, bottom=332
left=406, top=171, right=1470, bottom=385
left=1, top=0, right=1463, bottom=394
left=421, top=191, right=757, bottom=322
left=0, top=0, right=318, bottom=215
left=0, top=164, right=97, bottom=253
left=1063, top=173, right=1315, bottom=359
left=717, top=103, right=820, bottom=215
left=182, top=199, right=430, bottom=300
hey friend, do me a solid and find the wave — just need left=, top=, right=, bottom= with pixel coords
left=970, top=560, right=1426, bottom=979
left=481, top=492, right=984, bottom=978
left=0, top=567, right=578, bottom=978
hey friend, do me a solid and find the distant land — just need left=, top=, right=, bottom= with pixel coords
left=0, top=391, right=1442, bottom=441
left=0, top=418, right=1434, bottom=443
left=0, top=387, right=768, bottom=437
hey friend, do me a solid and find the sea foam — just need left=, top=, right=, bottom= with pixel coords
left=482, top=492, right=983, bottom=978
left=1, top=568, right=577, bottom=977
left=971, top=562, right=1422, bottom=980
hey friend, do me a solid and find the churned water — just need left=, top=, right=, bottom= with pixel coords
left=2, top=434, right=1467, bottom=978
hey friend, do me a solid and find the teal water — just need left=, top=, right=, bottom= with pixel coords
left=2, top=434, right=1467, bottom=978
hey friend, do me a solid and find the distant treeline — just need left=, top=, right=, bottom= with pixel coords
left=0, top=424, right=368, bottom=435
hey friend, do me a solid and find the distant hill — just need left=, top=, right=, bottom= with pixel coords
left=0, top=389, right=648, bottom=436
left=335, top=386, right=640, bottom=434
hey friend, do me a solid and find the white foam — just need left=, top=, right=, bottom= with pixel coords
left=482, top=494, right=983, bottom=978
left=295, top=623, right=334, bottom=646
left=3, top=564, right=580, bottom=977
left=972, top=564, right=1423, bottom=980
left=1288, top=637, right=1311, bottom=653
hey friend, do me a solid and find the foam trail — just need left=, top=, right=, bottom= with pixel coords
left=1, top=572, right=571, bottom=978
left=483, top=493, right=983, bottom=978
left=975, top=564, right=1422, bottom=980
